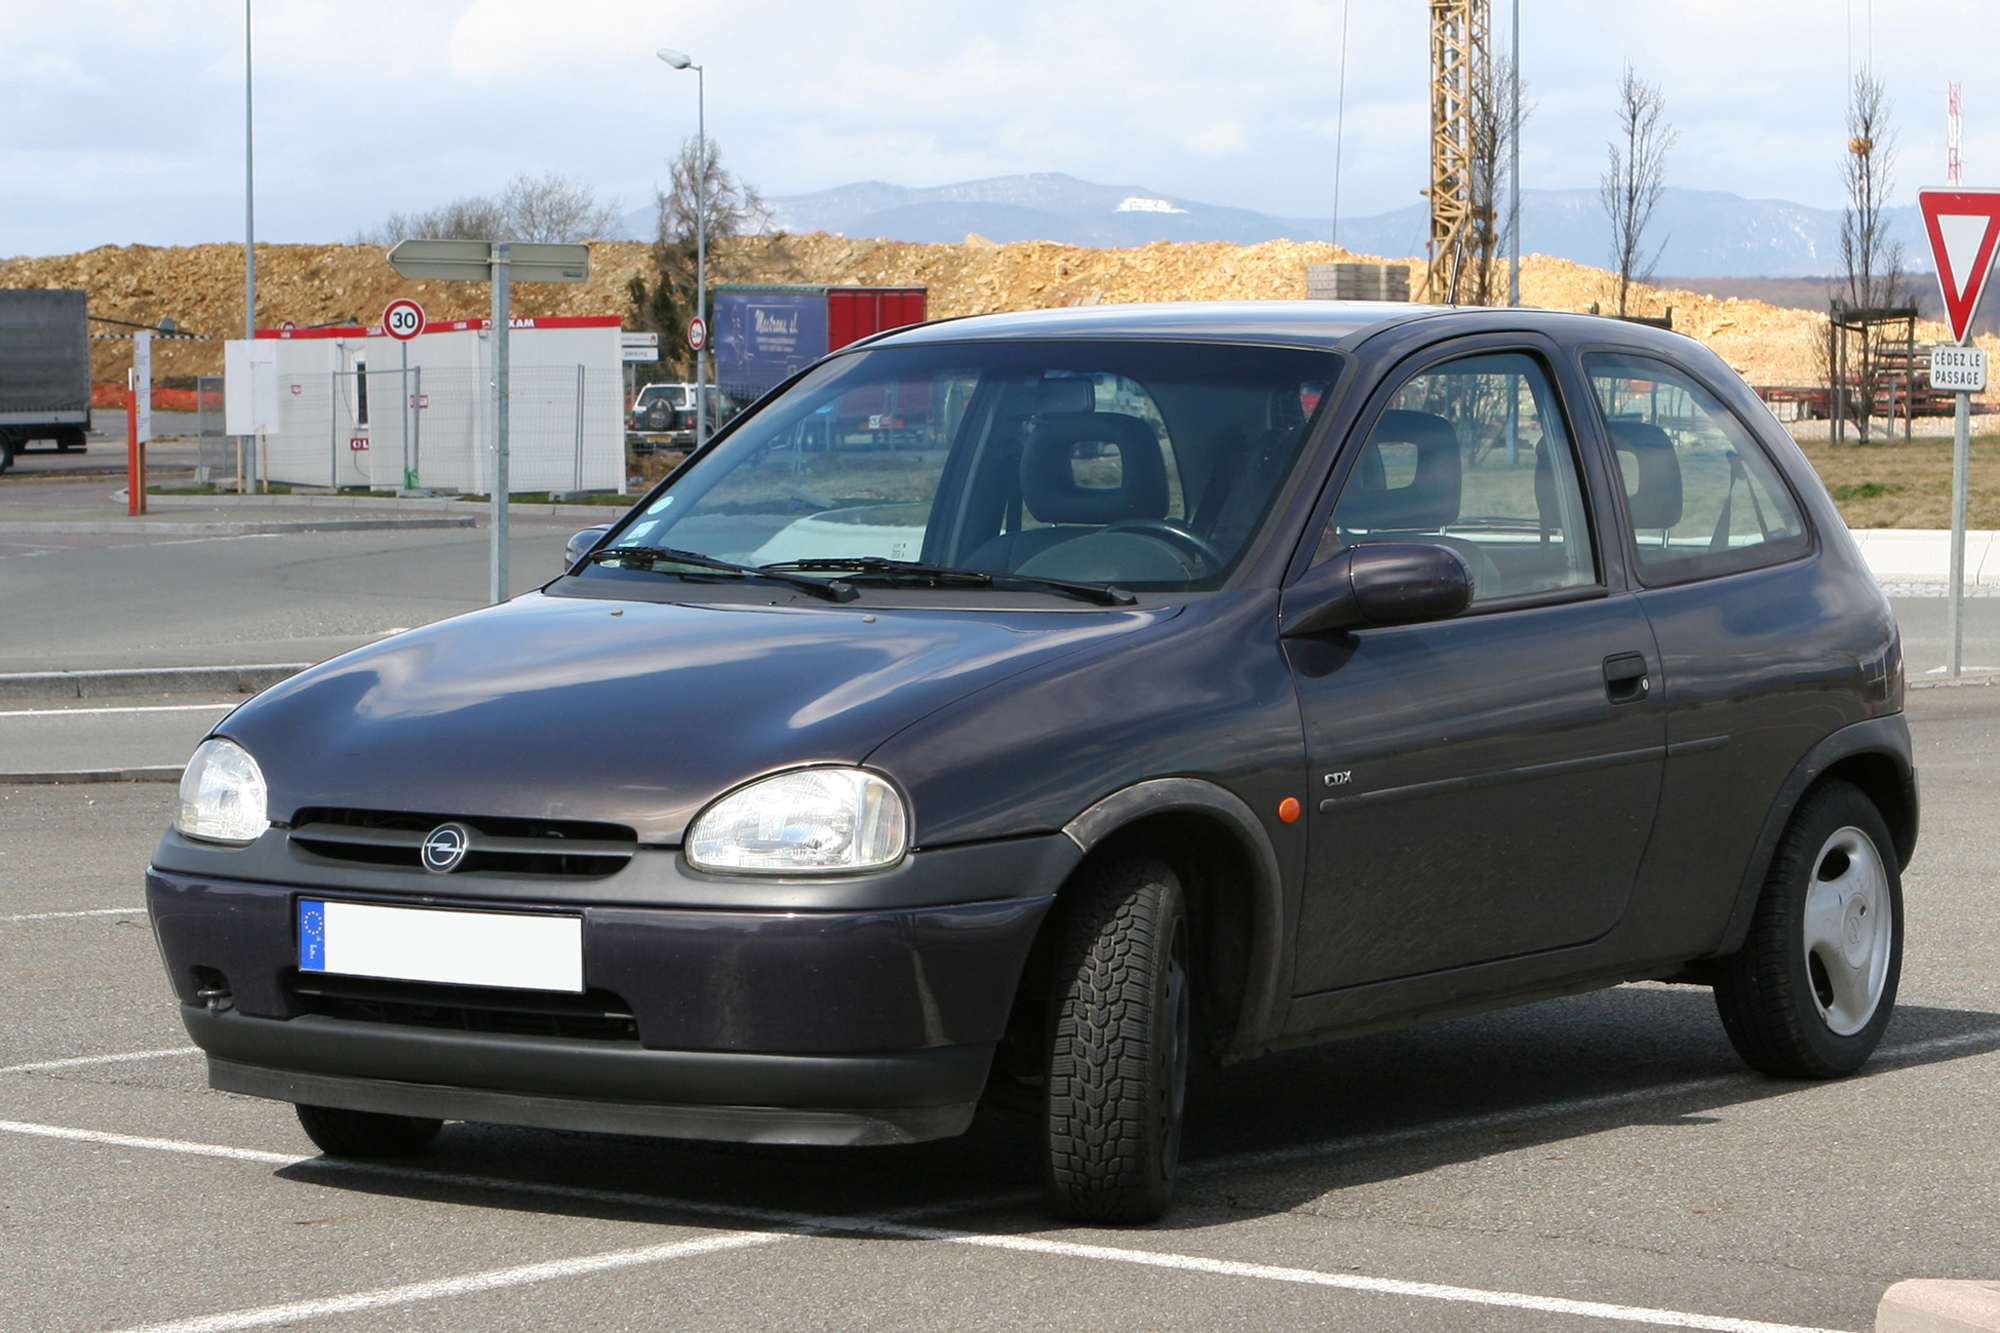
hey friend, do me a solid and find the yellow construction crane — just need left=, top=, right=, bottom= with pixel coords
left=1424, top=0, right=1491, bottom=303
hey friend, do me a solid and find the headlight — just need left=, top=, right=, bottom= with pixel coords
left=174, top=738, right=269, bottom=845
left=687, top=768, right=908, bottom=874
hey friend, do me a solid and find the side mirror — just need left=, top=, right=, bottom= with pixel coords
left=1280, top=542, right=1473, bottom=638
left=565, top=524, right=613, bottom=574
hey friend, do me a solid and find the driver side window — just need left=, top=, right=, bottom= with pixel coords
left=1318, top=351, right=1598, bottom=603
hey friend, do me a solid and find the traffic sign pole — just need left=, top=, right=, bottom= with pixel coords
left=491, top=243, right=511, bottom=606
left=1917, top=188, right=2000, bottom=679
left=1949, top=390, right=1969, bottom=677
left=383, top=241, right=586, bottom=605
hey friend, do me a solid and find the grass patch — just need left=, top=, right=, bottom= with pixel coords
left=1795, top=433, right=2000, bottom=528
left=1827, top=481, right=1906, bottom=501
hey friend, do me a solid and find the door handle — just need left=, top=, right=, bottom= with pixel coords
left=1603, top=652, right=1650, bottom=704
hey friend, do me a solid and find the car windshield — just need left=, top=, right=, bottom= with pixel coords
left=593, top=340, right=1339, bottom=594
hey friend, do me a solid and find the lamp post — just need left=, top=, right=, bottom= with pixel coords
left=657, top=48, right=708, bottom=448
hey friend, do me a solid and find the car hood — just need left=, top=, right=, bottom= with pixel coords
left=220, top=591, right=1171, bottom=843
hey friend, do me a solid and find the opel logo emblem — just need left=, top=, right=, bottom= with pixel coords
left=421, top=822, right=471, bottom=873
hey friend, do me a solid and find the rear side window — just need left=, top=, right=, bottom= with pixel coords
left=1585, top=354, right=1810, bottom=584
left=1319, top=351, right=1598, bottom=604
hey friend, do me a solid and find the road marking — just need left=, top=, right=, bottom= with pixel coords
left=103, top=1231, right=784, bottom=1333
left=0, top=702, right=234, bottom=717
left=0, top=1117, right=1862, bottom=1333
left=0, top=1119, right=294, bottom=1164
left=0, top=906, right=147, bottom=922
left=1187, top=1025, right=2000, bottom=1179
left=10, top=1028, right=1995, bottom=1333
left=0, top=1046, right=200, bottom=1074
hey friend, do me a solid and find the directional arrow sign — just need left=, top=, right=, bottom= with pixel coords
left=385, top=240, right=591, bottom=284
left=1918, top=188, right=2000, bottom=344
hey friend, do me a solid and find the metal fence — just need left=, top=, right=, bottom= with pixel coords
left=192, top=376, right=241, bottom=487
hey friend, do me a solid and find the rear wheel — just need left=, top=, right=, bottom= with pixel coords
left=0, top=433, right=15, bottom=473
left=1713, top=781, right=1902, bottom=1078
left=1043, top=855, right=1190, bottom=1224
left=55, top=427, right=85, bottom=452
left=295, top=1103, right=442, bottom=1157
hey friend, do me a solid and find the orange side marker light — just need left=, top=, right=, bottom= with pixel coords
left=1278, top=797, right=1301, bottom=824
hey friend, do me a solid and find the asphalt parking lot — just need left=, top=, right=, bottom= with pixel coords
left=0, top=684, right=1994, bottom=1332
left=3, top=481, right=1998, bottom=1331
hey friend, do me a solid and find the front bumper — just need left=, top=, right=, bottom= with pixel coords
left=148, top=863, right=1057, bottom=1146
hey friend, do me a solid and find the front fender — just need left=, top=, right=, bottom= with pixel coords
left=1063, top=777, right=1290, bottom=1053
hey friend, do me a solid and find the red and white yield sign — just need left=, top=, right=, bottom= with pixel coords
left=1918, top=188, right=2000, bottom=344
left=382, top=298, right=426, bottom=342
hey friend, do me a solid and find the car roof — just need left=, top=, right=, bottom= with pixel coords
left=861, top=300, right=1710, bottom=360
left=868, top=300, right=1440, bottom=351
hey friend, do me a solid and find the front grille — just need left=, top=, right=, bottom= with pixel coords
left=289, top=808, right=637, bottom=878
left=286, top=971, right=639, bottom=1042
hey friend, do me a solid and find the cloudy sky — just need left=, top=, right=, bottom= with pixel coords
left=1, top=0, right=1992, bottom=256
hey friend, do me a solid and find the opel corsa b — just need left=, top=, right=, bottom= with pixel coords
left=150, top=302, right=1915, bottom=1222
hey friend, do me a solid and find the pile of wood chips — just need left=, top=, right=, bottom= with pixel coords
left=7, top=233, right=1994, bottom=407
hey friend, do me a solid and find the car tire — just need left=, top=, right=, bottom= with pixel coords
left=1712, top=780, right=1902, bottom=1079
left=56, top=428, right=85, bottom=452
left=0, top=433, right=15, bottom=474
left=1043, top=855, right=1191, bottom=1224
left=295, top=1103, right=443, bottom=1157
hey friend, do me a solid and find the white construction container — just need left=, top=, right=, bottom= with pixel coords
left=223, top=315, right=625, bottom=494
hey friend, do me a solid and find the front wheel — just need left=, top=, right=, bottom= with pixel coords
left=1713, top=781, right=1902, bottom=1078
left=295, top=1103, right=442, bottom=1157
left=1043, top=855, right=1191, bottom=1224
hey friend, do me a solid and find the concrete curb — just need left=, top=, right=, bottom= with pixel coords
left=1910, top=674, right=2000, bottom=689
left=1878, top=1279, right=2000, bottom=1332
left=141, top=493, right=635, bottom=521
left=0, top=517, right=476, bottom=535
left=0, top=664, right=308, bottom=700
left=1, top=766, right=183, bottom=785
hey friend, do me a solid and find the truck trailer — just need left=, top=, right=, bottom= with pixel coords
left=712, top=285, right=927, bottom=406
left=0, top=289, right=92, bottom=472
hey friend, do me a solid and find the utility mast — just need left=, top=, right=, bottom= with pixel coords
left=1947, top=82, right=1963, bottom=185
left=1424, top=0, right=1491, bottom=303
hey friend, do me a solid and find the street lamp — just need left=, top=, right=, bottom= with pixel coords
left=657, top=47, right=708, bottom=448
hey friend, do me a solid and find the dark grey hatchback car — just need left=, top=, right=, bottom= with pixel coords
left=150, top=301, right=1914, bottom=1222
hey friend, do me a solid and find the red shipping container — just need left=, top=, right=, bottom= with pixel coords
left=826, top=287, right=928, bottom=352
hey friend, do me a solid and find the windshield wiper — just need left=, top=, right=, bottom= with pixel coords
left=586, top=545, right=858, bottom=603
left=764, top=556, right=1136, bottom=607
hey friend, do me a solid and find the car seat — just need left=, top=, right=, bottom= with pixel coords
left=965, top=412, right=1169, bottom=572
left=1604, top=420, right=1684, bottom=544
left=1333, top=408, right=1503, bottom=596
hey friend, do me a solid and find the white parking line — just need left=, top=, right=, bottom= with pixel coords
left=104, top=1231, right=785, bottom=1333
left=0, top=1117, right=1860, bottom=1333
left=0, top=703, right=234, bottom=717
left=0, top=1046, right=199, bottom=1074
left=0, top=906, right=146, bottom=922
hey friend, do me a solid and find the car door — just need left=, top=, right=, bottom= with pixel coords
left=1285, top=341, right=1667, bottom=995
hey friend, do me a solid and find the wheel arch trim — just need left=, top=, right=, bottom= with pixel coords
left=1712, top=714, right=1916, bottom=959
left=1062, top=777, right=1287, bottom=1051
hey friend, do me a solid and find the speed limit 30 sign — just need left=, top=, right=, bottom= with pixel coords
left=382, top=299, right=426, bottom=342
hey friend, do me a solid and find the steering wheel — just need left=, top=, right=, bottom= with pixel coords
left=1099, top=518, right=1224, bottom=574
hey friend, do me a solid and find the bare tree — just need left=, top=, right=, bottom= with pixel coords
left=499, top=172, right=624, bottom=243
left=1465, top=55, right=1530, bottom=307
left=627, top=137, right=786, bottom=374
left=1599, top=65, right=1678, bottom=317
left=352, top=173, right=621, bottom=246
left=1832, top=70, right=1908, bottom=440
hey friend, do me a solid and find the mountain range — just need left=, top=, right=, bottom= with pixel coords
left=619, top=172, right=1933, bottom=282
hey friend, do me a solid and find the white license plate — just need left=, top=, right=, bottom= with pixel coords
left=298, top=899, right=583, bottom=993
